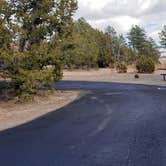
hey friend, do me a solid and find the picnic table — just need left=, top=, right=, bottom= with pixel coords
left=158, top=68, right=166, bottom=81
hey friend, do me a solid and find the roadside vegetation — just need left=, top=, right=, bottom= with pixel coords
left=0, top=0, right=166, bottom=101
left=116, top=62, right=127, bottom=73
left=136, top=57, right=155, bottom=74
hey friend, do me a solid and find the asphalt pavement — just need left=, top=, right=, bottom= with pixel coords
left=0, top=81, right=166, bottom=166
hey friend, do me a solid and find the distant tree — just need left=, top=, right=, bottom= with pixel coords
left=128, top=25, right=160, bottom=62
left=119, top=35, right=127, bottom=48
left=159, top=25, right=166, bottom=48
left=105, top=26, right=117, bottom=38
left=119, top=47, right=137, bottom=64
left=98, top=31, right=114, bottom=68
left=142, top=38, right=160, bottom=62
left=74, top=17, right=92, bottom=34
left=105, top=27, right=129, bottom=62
left=105, top=26, right=119, bottom=59
left=128, top=25, right=147, bottom=54
left=66, top=18, right=99, bottom=69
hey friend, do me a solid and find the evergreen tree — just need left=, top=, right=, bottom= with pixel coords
left=159, top=25, right=166, bottom=48
left=128, top=25, right=147, bottom=54
left=65, top=18, right=99, bottom=69
left=0, top=0, right=77, bottom=100
left=105, top=26, right=119, bottom=59
left=128, top=25, right=160, bottom=62
left=0, top=0, right=12, bottom=50
left=98, top=31, right=114, bottom=67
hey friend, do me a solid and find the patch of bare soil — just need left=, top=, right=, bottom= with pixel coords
left=0, top=91, right=81, bottom=131
left=63, top=59, right=166, bottom=87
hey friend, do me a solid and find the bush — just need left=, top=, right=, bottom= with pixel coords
left=116, top=62, right=127, bottom=73
left=136, top=57, right=155, bottom=73
left=0, top=44, right=62, bottom=101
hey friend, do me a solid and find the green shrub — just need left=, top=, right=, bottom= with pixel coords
left=136, top=57, right=155, bottom=73
left=116, top=62, right=127, bottom=73
left=0, top=45, right=62, bottom=101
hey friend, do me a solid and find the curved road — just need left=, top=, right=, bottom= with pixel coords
left=0, top=81, right=166, bottom=166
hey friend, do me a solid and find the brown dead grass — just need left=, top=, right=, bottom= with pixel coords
left=0, top=91, right=81, bottom=131
left=63, top=58, right=166, bottom=86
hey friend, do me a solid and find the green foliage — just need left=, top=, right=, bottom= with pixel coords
left=128, top=25, right=160, bottom=62
left=63, top=19, right=115, bottom=69
left=0, top=47, right=62, bottom=98
left=61, top=21, right=160, bottom=69
left=116, top=62, right=127, bottom=73
left=119, top=47, right=137, bottom=64
left=0, top=1, right=12, bottom=50
left=9, top=0, right=77, bottom=51
left=136, top=57, right=155, bottom=73
left=63, top=18, right=100, bottom=69
left=73, top=33, right=99, bottom=68
left=98, top=31, right=115, bottom=68
left=0, top=0, right=77, bottom=100
left=128, top=25, right=147, bottom=53
left=159, top=25, right=166, bottom=48
left=105, top=26, right=120, bottom=60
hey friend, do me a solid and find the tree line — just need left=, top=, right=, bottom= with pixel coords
left=65, top=18, right=161, bottom=69
left=0, top=0, right=166, bottom=100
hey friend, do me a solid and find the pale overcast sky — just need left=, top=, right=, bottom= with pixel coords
left=75, top=0, right=166, bottom=42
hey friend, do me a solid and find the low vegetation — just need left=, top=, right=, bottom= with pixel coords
left=116, top=62, right=127, bottom=73
left=136, top=57, right=155, bottom=73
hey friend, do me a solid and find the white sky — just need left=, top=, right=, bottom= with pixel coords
left=75, top=0, right=166, bottom=42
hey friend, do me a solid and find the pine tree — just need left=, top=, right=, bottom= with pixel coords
left=159, top=25, right=166, bottom=49
left=128, top=25, right=160, bottom=62
left=128, top=25, right=147, bottom=54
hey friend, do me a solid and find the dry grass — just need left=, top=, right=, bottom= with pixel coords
left=63, top=58, right=166, bottom=86
left=0, top=91, right=81, bottom=131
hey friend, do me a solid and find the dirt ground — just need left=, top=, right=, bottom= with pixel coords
left=0, top=91, right=81, bottom=131
left=63, top=58, right=166, bottom=87
left=0, top=58, right=165, bottom=131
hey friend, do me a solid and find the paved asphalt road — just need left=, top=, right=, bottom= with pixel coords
left=0, top=81, right=166, bottom=166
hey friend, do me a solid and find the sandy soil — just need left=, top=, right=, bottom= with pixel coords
left=63, top=59, right=166, bottom=87
left=0, top=91, right=81, bottom=131
left=63, top=69, right=166, bottom=86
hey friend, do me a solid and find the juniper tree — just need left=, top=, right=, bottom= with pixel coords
left=0, top=0, right=77, bottom=100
